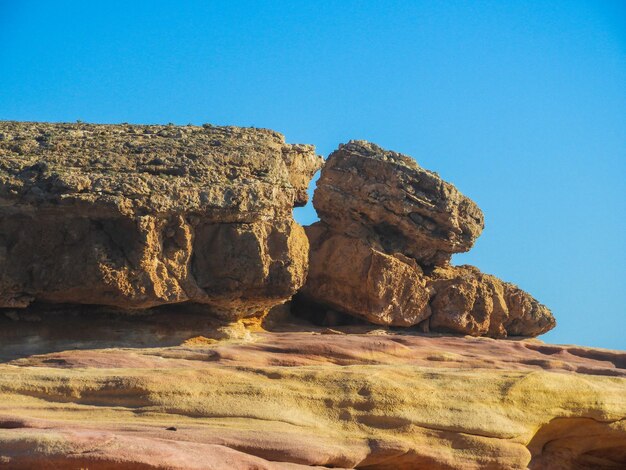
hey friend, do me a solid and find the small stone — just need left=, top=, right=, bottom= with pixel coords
left=320, top=328, right=345, bottom=335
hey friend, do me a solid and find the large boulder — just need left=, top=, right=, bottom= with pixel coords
left=313, top=140, right=484, bottom=266
left=301, top=222, right=431, bottom=327
left=301, top=141, right=555, bottom=337
left=428, top=265, right=555, bottom=337
left=0, top=121, right=322, bottom=317
left=300, top=224, right=554, bottom=337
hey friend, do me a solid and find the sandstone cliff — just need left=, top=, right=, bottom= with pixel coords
left=0, top=121, right=620, bottom=470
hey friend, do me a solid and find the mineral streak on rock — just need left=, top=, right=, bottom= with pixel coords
left=313, top=140, right=485, bottom=266
left=0, top=121, right=323, bottom=316
left=302, top=140, right=555, bottom=337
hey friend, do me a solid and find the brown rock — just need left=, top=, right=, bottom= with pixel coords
left=313, top=140, right=484, bottom=266
left=192, top=219, right=309, bottom=317
left=428, top=265, right=556, bottom=338
left=301, top=140, right=554, bottom=337
left=0, top=121, right=322, bottom=317
left=300, top=225, right=554, bottom=336
left=300, top=222, right=430, bottom=327
left=0, top=121, right=322, bottom=216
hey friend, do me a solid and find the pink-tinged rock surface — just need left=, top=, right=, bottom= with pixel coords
left=0, top=309, right=624, bottom=469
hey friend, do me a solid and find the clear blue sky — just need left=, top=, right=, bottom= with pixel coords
left=1, top=1, right=624, bottom=349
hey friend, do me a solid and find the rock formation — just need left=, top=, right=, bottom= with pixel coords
left=428, top=265, right=555, bottom=337
left=0, top=121, right=322, bottom=318
left=299, top=141, right=555, bottom=337
left=0, top=121, right=619, bottom=470
left=0, top=311, right=624, bottom=469
left=301, top=223, right=431, bottom=327
left=313, top=140, right=484, bottom=266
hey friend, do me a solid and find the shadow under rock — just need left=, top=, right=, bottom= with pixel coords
left=0, top=303, right=234, bottom=362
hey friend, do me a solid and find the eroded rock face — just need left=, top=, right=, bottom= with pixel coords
left=0, top=121, right=321, bottom=215
left=314, top=140, right=484, bottom=266
left=302, top=223, right=430, bottom=327
left=301, top=224, right=554, bottom=337
left=428, top=265, right=556, bottom=338
left=0, top=121, right=322, bottom=317
left=302, top=140, right=555, bottom=337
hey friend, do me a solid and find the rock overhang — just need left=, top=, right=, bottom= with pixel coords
left=0, top=121, right=322, bottom=315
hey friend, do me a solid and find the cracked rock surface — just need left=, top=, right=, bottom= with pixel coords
left=0, top=121, right=322, bottom=316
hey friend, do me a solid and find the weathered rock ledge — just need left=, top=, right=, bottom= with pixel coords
left=0, top=310, right=624, bottom=469
left=1, top=122, right=554, bottom=337
left=0, top=121, right=322, bottom=316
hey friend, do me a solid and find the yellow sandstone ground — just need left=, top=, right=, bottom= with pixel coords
left=0, top=310, right=624, bottom=469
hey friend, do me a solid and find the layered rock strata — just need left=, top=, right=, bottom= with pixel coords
left=0, top=121, right=322, bottom=317
left=0, top=311, right=624, bottom=469
left=0, top=122, right=619, bottom=469
left=300, top=141, right=555, bottom=337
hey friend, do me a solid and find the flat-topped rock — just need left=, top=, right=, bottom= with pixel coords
left=0, top=121, right=321, bottom=217
left=0, top=121, right=322, bottom=315
left=313, top=140, right=484, bottom=266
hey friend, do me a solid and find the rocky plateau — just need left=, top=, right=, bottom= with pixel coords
left=0, top=121, right=623, bottom=469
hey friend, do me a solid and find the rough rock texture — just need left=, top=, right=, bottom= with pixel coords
left=313, top=141, right=484, bottom=266
left=0, top=121, right=322, bottom=316
left=301, top=223, right=430, bottom=327
left=0, top=310, right=624, bottom=469
left=428, top=265, right=555, bottom=337
left=301, top=224, right=555, bottom=336
left=0, top=123, right=591, bottom=469
left=301, top=141, right=555, bottom=337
